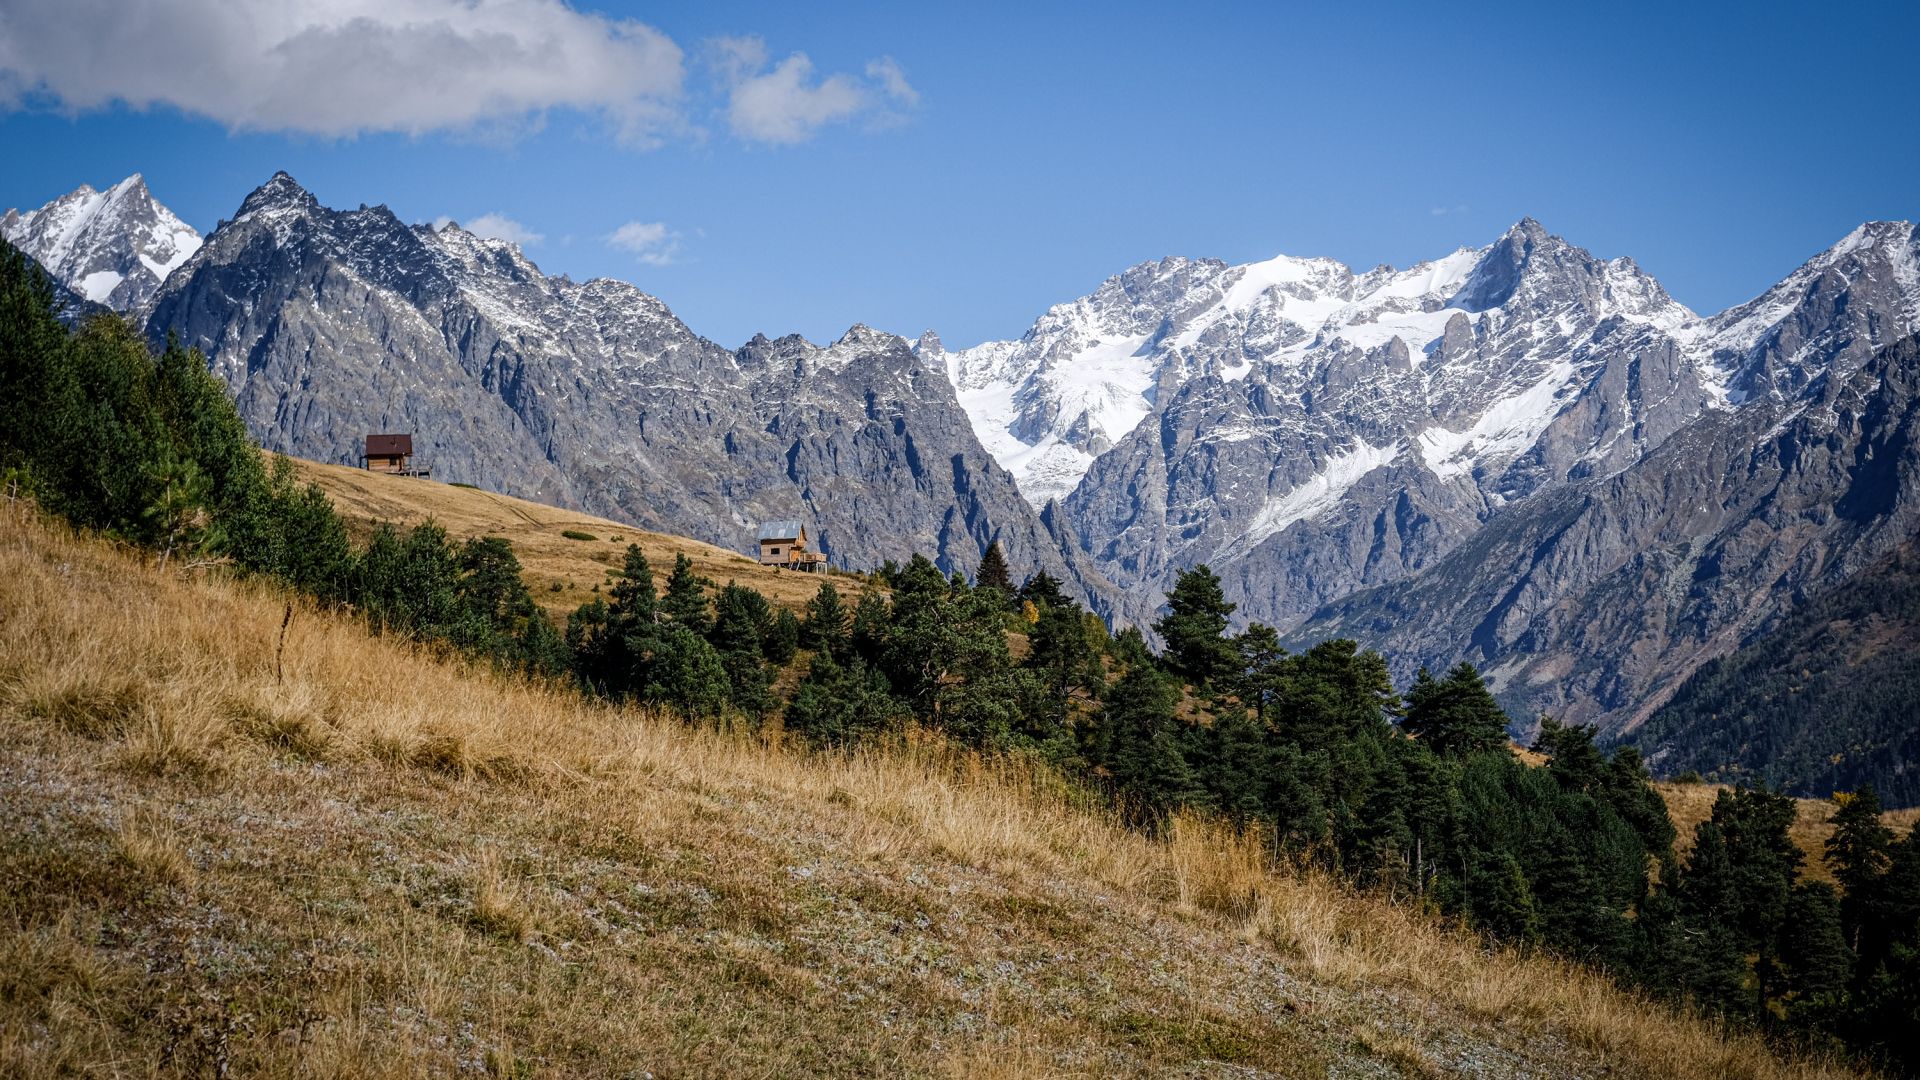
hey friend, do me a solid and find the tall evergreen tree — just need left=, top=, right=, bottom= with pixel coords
left=1401, top=662, right=1510, bottom=757
left=849, top=587, right=891, bottom=666
left=1017, top=570, right=1068, bottom=611
left=1154, top=564, right=1237, bottom=685
left=1827, top=785, right=1895, bottom=953
left=975, top=541, right=1013, bottom=600
left=1099, top=663, right=1202, bottom=828
left=659, top=552, right=711, bottom=634
left=1231, top=623, right=1286, bottom=720
left=1024, top=597, right=1103, bottom=736
left=801, top=580, right=851, bottom=659
left=610, top=545, right=657, bottom=625
left=765, top=608, right=801, bottom=666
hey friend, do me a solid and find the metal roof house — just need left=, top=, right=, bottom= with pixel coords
left=756, top=520, right=825, bottom=571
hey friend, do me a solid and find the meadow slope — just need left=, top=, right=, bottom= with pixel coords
left=292, top=457, right=873, bottom=617
left=0, top=503, right=1862, bottom=1079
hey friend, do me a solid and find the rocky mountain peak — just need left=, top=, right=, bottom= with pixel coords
left=1, top=173, right=201, bottom=311
left=235, top=171, right=320, bottom=221
left=834, top=323, right=899, bottom=349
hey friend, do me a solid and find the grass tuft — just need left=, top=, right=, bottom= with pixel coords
left=114, top=809, right=194, bottom=890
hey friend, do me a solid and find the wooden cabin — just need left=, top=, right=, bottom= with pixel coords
left=361, top=433, right=426, bottom=476
left=756, top=520, right=826, bottom=571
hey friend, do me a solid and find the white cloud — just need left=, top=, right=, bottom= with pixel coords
left=713, top=36, right=918, bottom=145
left=0, top=0, right=686, bottom=142
left=865, top=57, right=919, bottom=107
left=434, top=212, right=544, bottom=246
left=606, top=220, right=680, bottom=266
left=1431, top=204, right=1470, bottom=217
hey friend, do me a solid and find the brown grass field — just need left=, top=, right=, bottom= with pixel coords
left=292, top=456, right=873, bottom=617
left=0, top=500, right=1878, bottom=1078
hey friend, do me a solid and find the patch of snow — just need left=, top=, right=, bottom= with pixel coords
left=1235, top=439, right=1402, bottom=552
left=79, top=270, right=122, bottom=303
left=1417, top=361, right=1578, bottom=480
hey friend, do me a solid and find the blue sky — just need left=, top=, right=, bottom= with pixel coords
left=2, top=1, right=1916, bottom=347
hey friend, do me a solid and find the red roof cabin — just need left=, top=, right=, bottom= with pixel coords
left=362, top=433, right=427, bottom=476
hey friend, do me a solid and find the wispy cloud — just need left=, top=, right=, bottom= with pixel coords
left=435, top=212, right=545, bottom=247
left=1431, top=204, right=1470, bottom=217
left=0, top=1, right=915, bottom=148
left=712, top=36, right=919, bottom=145
left=606, top=220, right=681, bottom=266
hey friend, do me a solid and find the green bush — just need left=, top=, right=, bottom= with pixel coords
left=561, top=529, right=598, bottom=541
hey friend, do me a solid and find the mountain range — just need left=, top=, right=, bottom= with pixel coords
left=7, top=172, right=1916, bottom=794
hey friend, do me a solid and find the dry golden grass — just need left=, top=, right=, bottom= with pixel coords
left=1657, top=781, right=1920, bottom=885
left=293, top=455, right=872, bottom=616
left=0, top=501, right=1869, bottom=1078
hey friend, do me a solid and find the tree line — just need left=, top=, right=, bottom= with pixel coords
left=4, top=240, right=1918, bottom=1075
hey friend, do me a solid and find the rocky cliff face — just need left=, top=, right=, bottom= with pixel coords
left=943, top=217, right=1920, bottom=748
left=1298, top=327, right=1920, bottom=735
left=143, top=173, right=1118, bottom=611
left=945, top=220, right=1714, bottom=631
left=3, top=175, right=200, bottom=311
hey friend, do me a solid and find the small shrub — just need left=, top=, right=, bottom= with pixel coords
left=561, top=530, right=598, bottom=542
left=448, top=481, right=479, bottom=490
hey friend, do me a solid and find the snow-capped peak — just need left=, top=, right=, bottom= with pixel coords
left=940, top=220, right=1697, bottom=506
left=2, top=174, right=202, bottom=310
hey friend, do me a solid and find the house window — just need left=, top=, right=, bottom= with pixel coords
left=769, top=547, right=781, bottom=556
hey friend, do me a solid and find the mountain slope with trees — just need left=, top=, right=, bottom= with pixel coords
left=1637, top=538, right=1920, bottom=805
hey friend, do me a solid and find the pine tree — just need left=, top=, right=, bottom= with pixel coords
left=1025, top=597, right=1103, bottom=735
left=642, top=624, right=729, bottom=716
left=710, top=582, right=774, bottom=716
left=1017, top=570, right=1067, bottom=611
left=1827, top=785, right=1895, bottom=952
left=1778, top=881, right=1852, bottom=1024
left=1471, top=851, right=1542, bottom=945
left=1154, top=564, right=1237, bottom=685
left=878, top=555, right=958, bottom=711
left=976, top=541, right=1013, bottom=600
left=1669, top=788, right=1804, bottom=1018
left=1099, top=663, right=1202, bottom=828
left=1231, top=623, right=1285, bottom=720
left=610, top=545, right=657, bottom=625
left=659, top=552, right=711, bottom=635
left=801, top=580, right=851, bottom=659
left=765, top=608, right=800, bottom=666
left=849, top=588, right=891, bottom=666
left=0, top=240, right=73, bottom=482
left=786, top=652, right=902, bottom=746
left=1401, top=662, right=1510, bottom=757
left=1201, top=703, right=1270, bottom=826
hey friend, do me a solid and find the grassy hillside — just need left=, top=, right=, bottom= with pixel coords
left=292, top=456, right=873, bottom=617
left=0, top=506, right=1862, bottom=1076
